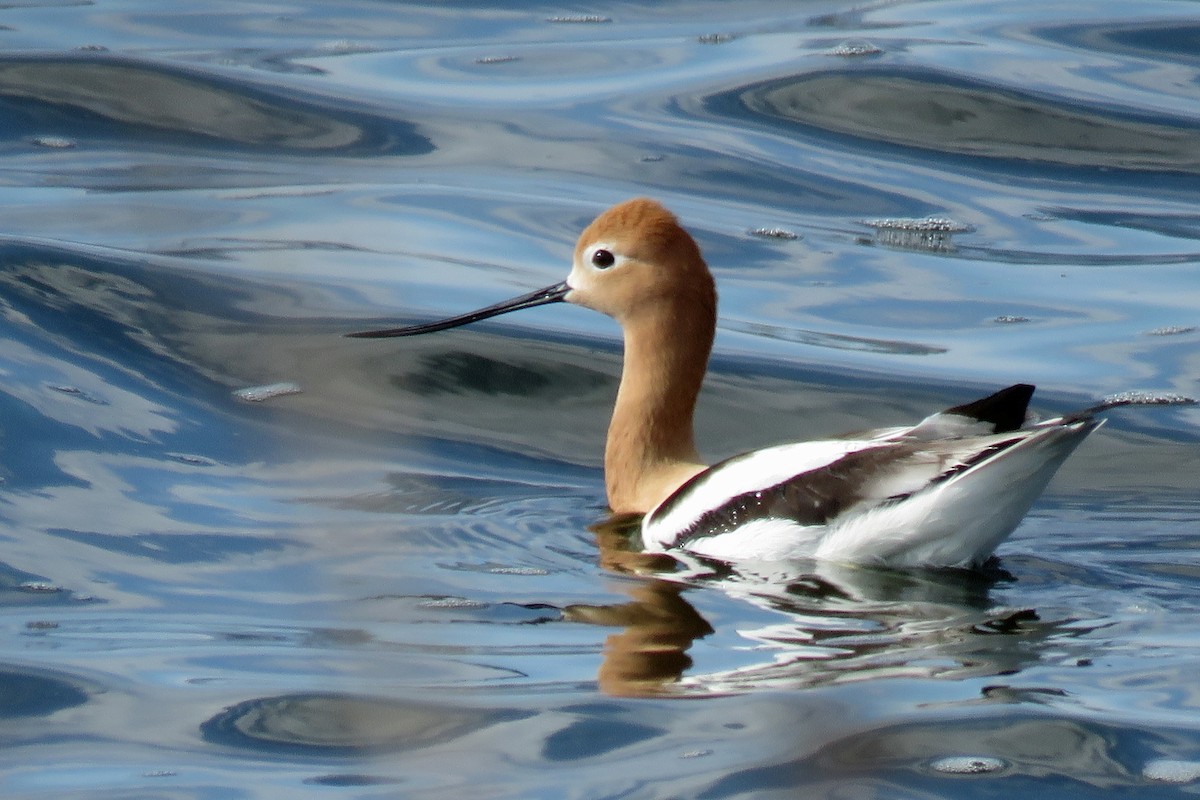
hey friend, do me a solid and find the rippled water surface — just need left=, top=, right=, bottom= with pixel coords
left=2, top=1, right=1200, bottom=797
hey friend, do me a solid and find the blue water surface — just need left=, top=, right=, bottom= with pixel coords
left=1, top=1, right=1199, bottom=798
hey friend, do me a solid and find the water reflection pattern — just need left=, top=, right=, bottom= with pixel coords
left=0, top=2, right=1198, bottom=799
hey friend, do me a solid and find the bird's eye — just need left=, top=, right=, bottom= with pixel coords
left=591, top=248, right=616, bottom=269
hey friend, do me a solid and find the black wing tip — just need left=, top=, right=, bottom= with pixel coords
left=945, top=383, right=1036, bottom=434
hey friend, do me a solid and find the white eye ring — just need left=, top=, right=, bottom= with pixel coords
left=583, top=242, right=622, bottom=271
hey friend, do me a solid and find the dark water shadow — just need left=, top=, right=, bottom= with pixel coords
left=0, top=665, right=94, bottom=720
left=709, top=67, right=1200, bottom=174
left=1039, top=20, right=1200, bottom=66
left=200, top=692, right=531, bottom=756
left=0, top=54, right=433, bottom=156
left=402, top=350, right=610, bottom=398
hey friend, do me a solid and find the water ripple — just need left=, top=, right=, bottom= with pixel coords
left=728, top=68, right=1200, bottom=172
left=0, top=55, right=433, bottom=155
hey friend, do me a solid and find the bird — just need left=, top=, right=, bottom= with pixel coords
left=349, top=197, right=1133, bottom=569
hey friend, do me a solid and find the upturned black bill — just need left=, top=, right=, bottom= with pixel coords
left=347, top=281, right=570, bottom=338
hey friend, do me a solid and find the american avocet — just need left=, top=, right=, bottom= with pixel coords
left=350, top=198, right=1152, bottom=568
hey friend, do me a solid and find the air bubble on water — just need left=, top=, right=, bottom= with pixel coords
left=489, top=566, right=549, bottom=576
left=1144, top=325, right=1196, bottom=336
left=31, top=136, right=77, bottom=149
left=1144, top=759, right=1200, bottom=784
left=169, top=453, right=218, bottom=467
left=927, top=755, right=1007, bottom=775
left=546, top=14, right=611, bottom=23
left=863, top=217, right=972, bottom=233
left=679, top=749, right=713, bottom=759
left=418, top=597, right=488, bottom=610
left=233, top=382, right=303, bottom=403
left=19, top=581, right=62, bottom=594
left=748, top=227, right=800, bottom=240
left=320, top=40, right=356, bottom=52
left=1100, top=391, right=1197, bottom=407
left=25, top=620, right=59, bottom=630
left=861, top=217, right=972, bottom=253
left=829, top=39, right=882, bottom=56
left=48, top=384, right=107, bottom=404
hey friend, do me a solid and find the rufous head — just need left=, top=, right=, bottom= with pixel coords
left=566, top=198, right=714, bottom=324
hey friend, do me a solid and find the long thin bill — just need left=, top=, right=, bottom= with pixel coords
left=346, top=281, right=570, bottom=338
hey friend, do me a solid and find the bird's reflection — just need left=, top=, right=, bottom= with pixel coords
left=565, top=578, right=714, bottom=697
left=564, top=514, right=713, bottom=697
left=570, top=515, right=1086, bottom=697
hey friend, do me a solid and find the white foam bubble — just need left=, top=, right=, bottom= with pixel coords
left=829, top=40, right=883, bottom=57
left=233, top=382, right=303, bottom=403
left=928, top=756, right=1007, bottom=775
left=1100, top=391, right=1196, bottom=407
left=1144, top=758, right=1200, bottom=783
left=747, top=226, right=800, bottom=240
left=863, top=217, right=972, bottom=233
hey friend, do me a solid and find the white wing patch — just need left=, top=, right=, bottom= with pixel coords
left=643, top=439, right=881, bottom=549
left=682, top=518, right=822, bottom=561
